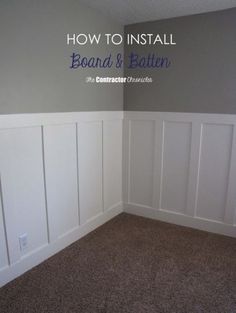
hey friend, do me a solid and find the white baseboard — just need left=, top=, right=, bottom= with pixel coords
left=124, top=203, right=236, bottom=238
left=0, top=203, right=123, bottom=288
left=1, top=199, right=235, bottom=288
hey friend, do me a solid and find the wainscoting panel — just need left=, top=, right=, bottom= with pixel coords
left=124, top=112, right=236, bottom=238
left=43, top=124, right=79, bottom=242
left=103, top=120, right=122, bottom=211
left=0, top=112, right=123, bottom=287
left=129, top=120, right=155, bottom=207
left=1, top=110, right=236, bottom=287
left=0, top=127, right=48, bottom=265
left=77, top=121, right=103, bottom=225
left=0, top=192, right=8, bottom=270
left=196, top=124, right=233, bottom=222
left=161, top=121, right=192, bottom=213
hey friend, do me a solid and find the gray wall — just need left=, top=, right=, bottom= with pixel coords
left=124, top=8, right=236, bottom=113
left=0, top=0, right=123, bottom=114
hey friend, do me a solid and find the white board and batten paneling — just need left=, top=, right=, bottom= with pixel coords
left=77, top=119, right=123, bottom=224
left=129, top=120, right=155, bottom=207
left=161, top=121, right=192, bottom=214
left=43, top=124, right=79, bottom=241
left=0, top=111, right=123, bottom=287
left=77, top=121, right=103, bottom=224
left=103, top=120, right=122, bottom=211
left=0, top=191, right=8, bottom=270
left=124, top=111, right=236, bottom=238
left=1, top=109, right=236, bottom=287
left=0, top=127, right=48, bottom=265
left=196, top=124, right=233, bottom=222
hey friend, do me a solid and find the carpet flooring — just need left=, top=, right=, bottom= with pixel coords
left=0, top=213, right=236, bottom=313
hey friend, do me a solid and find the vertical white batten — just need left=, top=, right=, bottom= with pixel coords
left=75, top=123, right=81, bottom=226
left=185, top=122, right=202, bottom=217
left=101, top=120, right=105, bottom=212
left=158, top=120, right=165, bottom=210
left=122, top=119, right=130, bottom=204
left=152, top=119, right=164, bottom=209
left=193, top=124, right=203, bottom=217
left=0, top=174, right=10, bottom=267
left=224, top=124, right=236, bottom=225
left=41, top=126, right=51, bottom=244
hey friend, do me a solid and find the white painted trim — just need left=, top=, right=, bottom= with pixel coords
left=224, top=124, right=236, bottom=225
left=185, top=121, right=202, bottom=217
left=0, top=111, right=124, bottom=129
left=122, top=120, right=130, bottom=204
left=152, top=120, right=163, bottom=209
left=123, top=111, right=236, bottom=238
left=124, top=111, right=236, bottom=124
left=0, top=203, right=123, bottom=288
left=193, top=123, right=203, bottom=217
left=158, top=120, right=165, bottom=210
left=124, top=203, right=236, bottom=238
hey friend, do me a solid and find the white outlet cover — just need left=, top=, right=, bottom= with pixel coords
left=19, top=233, right=28, bottom=251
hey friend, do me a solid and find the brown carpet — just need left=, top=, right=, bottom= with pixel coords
left=0, top=213, right=236, bottom=313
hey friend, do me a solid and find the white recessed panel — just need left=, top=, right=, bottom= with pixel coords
left=43, top=124, right=79, bottom=241
left=0, top=127, right=48, bottom=264
left=103, top=120, right=122, bottom=210
left=130, top=120, right=155, bottom=207
left=77, top=122, right=103, bottom=224
left=161, top=121, right=191, bottom=213
left=196, top=124, right=233, bottom=222
left=0, top=194, right=8, bottom=269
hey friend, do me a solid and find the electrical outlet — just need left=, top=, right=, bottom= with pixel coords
left=19, top=233, right=28, bottom=251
